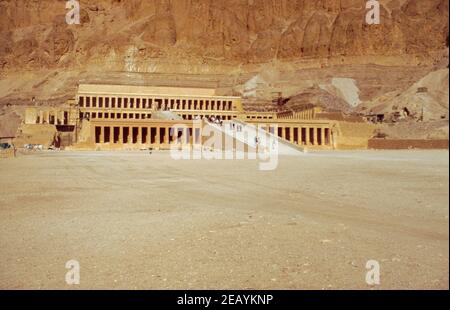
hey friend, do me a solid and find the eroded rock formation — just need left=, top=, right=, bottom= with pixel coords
left=0, top=0, right=448, bottom=71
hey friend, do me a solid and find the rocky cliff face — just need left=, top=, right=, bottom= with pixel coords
left=0, top=0, right=448, bottom=115
left=0, top=0, right=448, bottom=72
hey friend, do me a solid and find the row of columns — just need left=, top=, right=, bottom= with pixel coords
left=81, top=111, right=152, bottom=120
left=81, top=111, right=237, bottom=121
left=277, top=109, right=318, bottom=120
left=180, top=114, right=236, bottom=121
left=272, top=126, right=331, bottom=146
left=79, top=96, right=234, bottom=111
left=93, top=124, right=332, bottom=148
left=246, top=114, right=275, bottom=120
left=294, top=109, right=317, bottom=120
left=94, top=125, right=202, bottom=146
left=37, top=110, right=69, bottom=125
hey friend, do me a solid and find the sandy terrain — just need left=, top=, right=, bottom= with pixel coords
left=0, top=150, right=448, bottom=289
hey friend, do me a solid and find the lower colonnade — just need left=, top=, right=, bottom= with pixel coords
left=89, top=120, right=334, bottom=149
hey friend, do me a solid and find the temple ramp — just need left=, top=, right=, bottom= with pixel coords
left=205, top=119, right=305, bottom=156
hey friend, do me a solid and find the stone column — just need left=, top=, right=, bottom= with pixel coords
left=171, top=127, right=177, bottom=144
left=326, top=128, right=331, bottom=145
left=190, top=127, right=195, bottom=145
left=164, top=127, right=169, bottom=145
left=91, top=125, right=95, bottom=143
left=321, top=127, right=325, bottom=146
left=109, top=127, right=114, bottom=144
left=156, top=126, right=160, bottom=145
left=171, top=127, right=176, bottom=144
left=182, top=127, right=188, bottom=145
left=194, top=127, right=201, bottom=145
left=315, top=128, right=320, bottom=145
left=137, top=127, right=142, bottom=145
left=119, top=126, right=123, bottom=144
left=128, top=127, right=132, bottom=144
left=100, top=127, right=104, bottom=144
left=306, top=127, right=310, bottom=145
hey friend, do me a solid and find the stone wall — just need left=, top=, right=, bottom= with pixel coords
left=336, top=121, right=377, bottom=149
left=368, top=139, right=449, bottom=149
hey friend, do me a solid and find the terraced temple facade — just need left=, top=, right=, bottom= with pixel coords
left=25, top=83, right=342, bottom=150
left=76, top=84, right=243, bottom=122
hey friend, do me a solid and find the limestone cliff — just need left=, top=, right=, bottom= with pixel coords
left=1, top=0, right=448, bottom=70
left=0, top=0, right=448, bottom=110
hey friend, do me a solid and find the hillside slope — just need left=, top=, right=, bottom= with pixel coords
left=0, top=0, right=448, bottom=116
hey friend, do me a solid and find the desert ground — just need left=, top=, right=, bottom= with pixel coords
left=0, top=150, right=448, bottom=289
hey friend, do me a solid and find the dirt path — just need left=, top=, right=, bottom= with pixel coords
left=0, top=150, right=448, bottom=289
